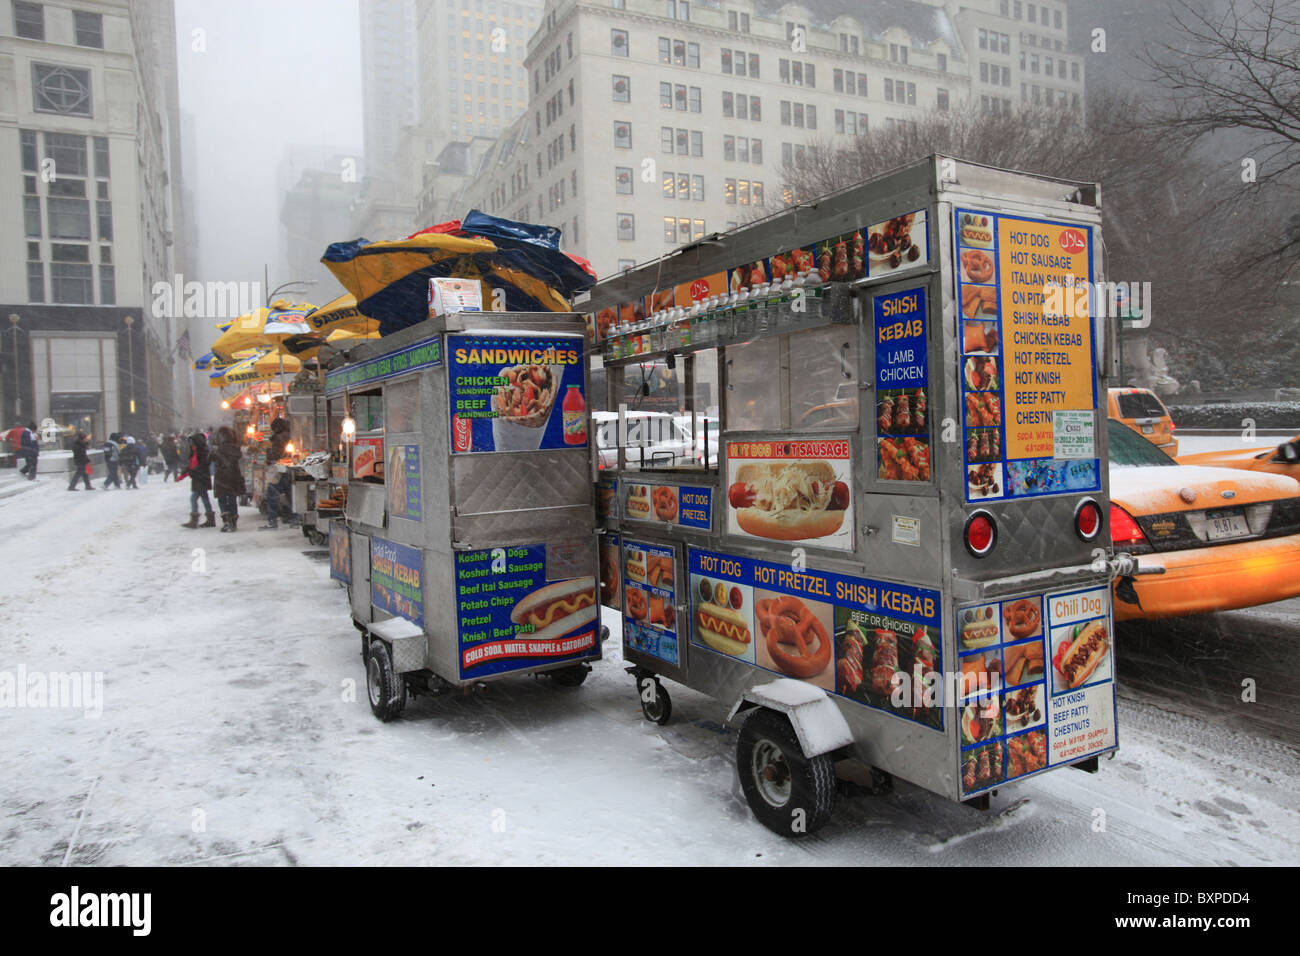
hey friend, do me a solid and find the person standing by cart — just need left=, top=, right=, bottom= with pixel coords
left=179, top=430, right=216, bottom=528
left=258, top=418, right=298, bottom=530
left=101, top=435, right=122, bottom=489
left=212, top=426, right=245, bottom=532
left=161, top=433, right=180, bottom=481
left=122, top=436, right=141, bottom=489
left=67, top=431, right=93, bottom=491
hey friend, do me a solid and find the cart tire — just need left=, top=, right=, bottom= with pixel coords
left=366, top=639, right=406, bottom=722
left=638, top=677, right=671, bottom=725
left=736, top=709, right=835, bottom=838
left=550, top=664, right=590, bottom=687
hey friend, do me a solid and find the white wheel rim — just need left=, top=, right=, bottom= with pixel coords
left=367, top=655, right=383, bottom=707
left=752, top=738, right=792, bottom=807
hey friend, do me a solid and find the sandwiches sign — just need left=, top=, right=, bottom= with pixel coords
left=454, top=544, right=598, bottom=678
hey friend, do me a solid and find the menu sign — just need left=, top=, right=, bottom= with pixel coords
left=955, top=209, right=1101, bottom=502
left=725, top=439, right=853, bottom=551
left=455, top=545, right=598, bottom=678
left=447, top=333, right=587, bottom=454
left=371, top=537, right=424, bottom=626
left=622, top=540, right=678, bottom=666
left=689, top=547, right=942, bottom=728
left=874, top=287, right=931, bottom=483
left=623, top=481, right=712, bottom=530
left=386, top=443, right=421, bottom=520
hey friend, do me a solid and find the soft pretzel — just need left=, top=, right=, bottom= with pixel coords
left=755, top=596, right=832, bottom=679
left=1003, top=599, right=1041, bottom=639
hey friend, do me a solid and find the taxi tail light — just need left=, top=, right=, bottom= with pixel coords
left=964, top=512, right=997, bottom=557
left=1109, top=504, right=1152, bottom=554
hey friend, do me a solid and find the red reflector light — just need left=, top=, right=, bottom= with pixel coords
left=965, top=512, right=996, bottom=557
left=1109, top=504, right=1147, bottom=548
left=1076, top=500, right=1102, bottom=540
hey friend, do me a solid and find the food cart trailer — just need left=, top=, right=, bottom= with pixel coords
left=324, top=309, right=601, bottom=720
left=585, top=155, right=1122, bottom=836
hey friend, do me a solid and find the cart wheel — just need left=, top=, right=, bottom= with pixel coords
left=365, top=639, right=406, bottom=722
left=736, top=709, right=835, bottom=838
left=638, top=677, right=671, bottom=725
left=550, top=664, right=590, bottom=687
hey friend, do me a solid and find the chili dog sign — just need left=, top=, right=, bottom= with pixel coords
left=455, top=545, right=598, bottom=678
left=725, top=439, right=853, bottom=552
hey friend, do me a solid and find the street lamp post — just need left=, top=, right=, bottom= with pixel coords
left=124, top=315, right=135, bottom=430
left=8, top=314, right=19, bottom=419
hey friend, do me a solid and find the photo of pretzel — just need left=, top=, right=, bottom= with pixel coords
left=1003, top=598, right=1042, bottom=639
left=755, top=596, right=832, bottom=679
left=627, top=588, right=648, bottom=620
left=960, top=249, right=995, bottom=284
left=652, top=486, right=678, bottom=522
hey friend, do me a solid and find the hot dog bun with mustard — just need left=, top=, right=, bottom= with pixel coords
left=695, top=601, right=751, bottom=657
left=960, top=606, right=1000, bottom=648
left=728, top=461, right=849, bottom=541
left=626, top=485, right=651, bottom=520
left=510, top=576, right=598, bottom=643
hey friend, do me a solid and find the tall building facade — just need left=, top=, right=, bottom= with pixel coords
left=1, top=0, right=188, bottom=438
left=430, top=0, right=1085, bottom=278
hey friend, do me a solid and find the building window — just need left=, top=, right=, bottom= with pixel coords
left=691, top=174, right=703, bottom=201
left=28, top=261, right=44, bottom=303
left=618, top=258, right=635, bottom=270
left=937, top=88, right=949, bottom=111
left=612, top=29, right=628, bottom=56
left=33, top=64, right=93, bottom=117
left=51, top=263, right=93, bottom=304
left=24, top=196, right=42, bottom=237
left=74, top=10, right=103, bottom=48
left=14, top=1, right=43, bottom=40
left=724, top=135, right=735, bottom=161
left=689, top=86, right=701, bottom=112
left=21, top=129, right=38, bottom=171
left=99, top=264, right=115, bottom=304
left=48, top=198, right=91, bottom=240
left=663, top=216, right=677, bottom=243
left=612, top=75, right=630, bottom=101
left=690, top=130, right=702, bottom=156
left=661, top=82, right=673, bottom=109
left=617, top=213, right=635, bottom=240
left=660, top=37, right=672, bottom=64
left=721, top=49, right=732, bottom=73
left=614, top=121, right=631, bottom=148
left=661, top=126, right=674, bottom=152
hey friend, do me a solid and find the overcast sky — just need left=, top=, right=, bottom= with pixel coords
left=174, top=0, right=363, bottom=291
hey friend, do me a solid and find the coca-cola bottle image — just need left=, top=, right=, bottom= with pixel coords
left=452, top=413, right=472, bottom=452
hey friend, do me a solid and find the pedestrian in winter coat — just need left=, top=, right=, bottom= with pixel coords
left=259, top=418, right=298, bottom=530
left=17, top=422, right=39, bottom=479
left=101, top=436, right=122, bottom=489
left=161, top=434, right=180, bottom=481
left=122, top=436, right=141, bottom=489
left=212, top=426, right=246, bottom=532
left=179, top=431, right=216, bottom=528
left=67, top=431, right=92, bottom=491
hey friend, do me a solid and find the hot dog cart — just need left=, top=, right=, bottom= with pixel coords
left=585, top=155, right=1122, bottom=836
left=323, top=309, right=601, bottom=720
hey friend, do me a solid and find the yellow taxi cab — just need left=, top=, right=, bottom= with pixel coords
left=1177, top=435, right=1300, bottom=480
left=1107, top=419, right=1300, bottom=621
left=1108, top=386, right=1178, bottom=456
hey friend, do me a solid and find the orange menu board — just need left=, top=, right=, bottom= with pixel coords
left=997, top=217, right=1092, bottom=460
left=674, top=272, right=727, bottom=307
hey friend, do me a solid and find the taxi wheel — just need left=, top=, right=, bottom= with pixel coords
left=737, top=709, right=835, bottom=838
left=366, top=639, right=406, bottom=722
left=550, top=664, right=590, bottom=687
left=638, top=677, right=671, bottom=725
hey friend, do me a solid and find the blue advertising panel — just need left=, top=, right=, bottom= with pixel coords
left=622, top=539, right=679, bottom=666
left=371, top=537, right=424, bottom=627
left=689, top=548, right=943, bottom=730
left=329, top=522, right=351, bottom=584
left=386, top=444, right=421, bottom=521
left=455, top=545, right=598, bottom=678
left=446, top=333, right=587, bottom=453
left=873, top=286, right=932, bottom=484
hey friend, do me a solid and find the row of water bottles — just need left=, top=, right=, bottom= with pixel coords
left=654, top=271, right=831, bottom=354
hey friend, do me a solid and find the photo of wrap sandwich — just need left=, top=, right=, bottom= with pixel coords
left=494, top=364, right=562, bottom=427
left=511, top=576, right=598, bottom=643
left=1052, top=619, right=1110, bottom=691
left=728, top=460, right=850, bottom=542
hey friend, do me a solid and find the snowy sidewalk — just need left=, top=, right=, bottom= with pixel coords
left=1, top=477, right=1297, bottom=865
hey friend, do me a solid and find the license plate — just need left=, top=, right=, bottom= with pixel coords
left=1206, top=511, right=1250, bottom=541
left=1140, top=424, right=1154, bottom=434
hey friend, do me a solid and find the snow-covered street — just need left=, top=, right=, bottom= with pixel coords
left=1, top=476, right=1297, bottom=866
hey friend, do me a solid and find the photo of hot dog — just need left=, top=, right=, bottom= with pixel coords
left=728, top=460, right=849, bottom=542
left=625, top=549, right=647, bottom=584
left=1053, top=620, right=1109, bottom=690
left=510, top=576, right=598, bottom=643
left=599, top=539, right=620, bottom=606
left=959, top=604, right=1001, bottom=649
left=696, top=600, right=752, bottom=657
left=626, top=484, right=651, bottom=520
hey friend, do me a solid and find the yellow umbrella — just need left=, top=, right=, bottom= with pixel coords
left=208, top=349, right=275, bottom=387
left=210, top=303, right=317, bottom=362
left=303, top=294, right=380, bottom=337
left=253, top=349, right=302, bottom=376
